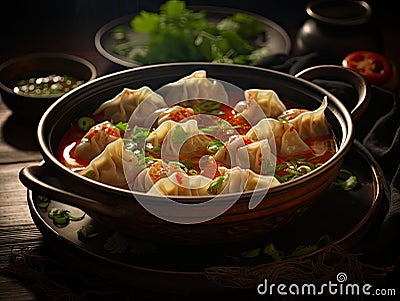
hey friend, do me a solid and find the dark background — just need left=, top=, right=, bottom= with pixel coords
left=2, top=0, right=399, bottom=77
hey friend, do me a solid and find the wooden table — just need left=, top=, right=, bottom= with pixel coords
left=1, top=1, right=399, bottom=300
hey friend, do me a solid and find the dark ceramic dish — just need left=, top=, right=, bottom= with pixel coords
left=0, top=52, right=97, bottom=121
left=95, top=6, right=291, bottom=68
left=19, top=62, right=370, bottom=246
left=25, top=140, right=383, bottom=294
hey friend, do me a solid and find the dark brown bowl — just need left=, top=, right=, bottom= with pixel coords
left=0, top=52, right=97, bottom=121
left=19, top=62, right=370, bottom=246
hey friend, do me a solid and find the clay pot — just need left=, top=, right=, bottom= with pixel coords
left=294, top=0, right=383, bottom=63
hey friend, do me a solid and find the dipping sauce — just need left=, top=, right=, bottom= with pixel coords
left=12, top=74, right=85, bottom=96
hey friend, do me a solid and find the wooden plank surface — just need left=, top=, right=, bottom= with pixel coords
left=0, top=162, right=42, bottom=301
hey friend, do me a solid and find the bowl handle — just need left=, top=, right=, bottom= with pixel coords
left=19, top=164, right=125, bottom=218
left=294, top=65, right=371, bottom=120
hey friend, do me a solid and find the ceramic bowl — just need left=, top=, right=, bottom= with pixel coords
left=19, top=62, right=370, bottom=246
left=0, top=52, right=97, bottom=121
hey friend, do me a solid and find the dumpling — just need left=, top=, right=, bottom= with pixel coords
left=94, top=86, right=166, bottom=124
left=208, top=166, right=280, bottom=195
left=157, top=105, right=195, bottom=125
left=79, top=138, right=126, bottom=187
left=214, top=135, right=274, bottom=174
left=79, top=138, right=147, bottom=188
left=245, top=118, right=311, bottom=157
left=289, top=96, right=331, bottom=139
left=236, top=89, right=287, bottom=125
left=156, top=119, right=212, bottom=161
left=213, top=135, right=247, bottom=168
left=146, top=119, right=177, bottom=149
left=158, top=70, right=229, bottom=104
left=132, top=159, right=209, bottom=195
left=73, top=121, right=121, bottom=161
left=130, top=160, right=166, bottom=192
left=235, top=139, right=275, bottom=175
left=147, top=171, right=211, bottom=196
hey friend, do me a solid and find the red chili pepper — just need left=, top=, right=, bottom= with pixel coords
left=342, top=51, right=392, bottom=86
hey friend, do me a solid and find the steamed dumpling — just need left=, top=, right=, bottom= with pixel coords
left=131, top=160, right=165, bottom=192
left=158, top=70, right=229, bottom=104
left=245, top=118, right=311, bottom=157
left=235, top=139, right=274, bottom=175
left=132, top=159, right=211, bottom=195
left=153, top=119, right=212, bottom=161
left=94, top=86, right=166, bottom=124
left=236, top=89, right=287, bottom=125
left=78, top=138, right=145, bottom=188
left=213, top=135, right=274, bottom=174
left=79, top=138, right=127, bottom=187
left=73, top=121, right=121, bottom=161
left=289, top=96, right=331, bottom=139
left=213, top=135, right=247, bottom=168
left=208, top=166, right=280, bottom=195
left=147, top=171, right=211, bottom=196
left=146, top=120, right=177, bottom=148
left=157, top=105, right=195, bottom=125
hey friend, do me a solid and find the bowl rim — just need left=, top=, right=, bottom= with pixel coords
left=36, top=62, right=354, bottom=200
left=306, top=0, right=372, bottom=26
left=0, top=52, right=97, bottom=99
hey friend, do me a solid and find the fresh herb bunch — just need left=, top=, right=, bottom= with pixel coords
left=127, top=0, right=268, bottom=64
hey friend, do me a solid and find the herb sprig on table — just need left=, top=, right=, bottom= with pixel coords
left=112, top=0, right=269, bottom=65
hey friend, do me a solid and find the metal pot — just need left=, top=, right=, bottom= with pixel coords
left=19, top=62, right=370, bottom=245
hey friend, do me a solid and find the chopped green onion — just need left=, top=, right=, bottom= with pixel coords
left=290, top=244, right=318, bottom=257
left=36, top=195, right=50, bottom=209
left=210, top=109, right=225, bottom=116
left=284, top=168, right=303, bottom=176
left=146, top=145, right=161, bottom=154
left=188, top=169, right=198, bottom=175
left=332, top=168, right=357, bottom=191
left=199, top=101, right=221, bottom=111
left=275, top=162, right=289, bottom=171
left=207, top=138, right=225, bottom=153
left=78, top=117, right=95, bottom=131
left=114, top=121, right=129, bottom=131
left=77, top=225, right=98, bottom=240
left=48, top=208, right=85, bottom=225
left=168, top=161, right=188, bottom=172
left=297, top=165, right=312, bottom=173
left=318, top=234, right=332, bottom=247
left=263, top=243, right=285, bottom=261
left=207, top=175, right=227, bottom=195
left=240, top=248, right=261, bottom=258
left=193, top=105, right=204, bottom=114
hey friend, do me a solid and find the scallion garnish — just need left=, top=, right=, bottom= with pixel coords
left=36, top=195, right=50, bottom=209
left=77, top=117, right=95, bottom=131
left=207, top=175, right=227, bottom=195
left=48, top=208, right=85, bottom=225
left=168, top=161, right=188, bottom=172
left=114, top=121, right=129, bottom=132
left=332, top=168, right=357, bottom=191
left=199, top=101, right=221, bottom=111
left=77, top=225, right=98, bottom=240
left=210, top=109, right=225, bottom=116
left=207, top=138, right=225, bottom=153
left=188, top=169, right=198, bottom=175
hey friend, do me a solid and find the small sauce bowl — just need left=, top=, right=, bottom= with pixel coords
left=0, top=52, right=97, bottom=121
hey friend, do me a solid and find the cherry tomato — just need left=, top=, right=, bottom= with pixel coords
left=342, top=51, right=392, bottom=86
